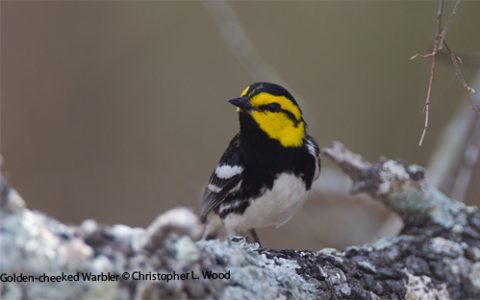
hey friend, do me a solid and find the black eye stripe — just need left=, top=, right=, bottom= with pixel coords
left=281, top=110, right=300, bottom=126
left=258, top=103, right=281, bottom=112
left=257, top=104, right=300, bottom=126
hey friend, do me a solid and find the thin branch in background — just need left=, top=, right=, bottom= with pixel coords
left=426, top=72, right=480, bottom=200
left=201, top=1, right=279, bottom=81
left=412, top=0, right=462, bottom=146
left=428, top=96, right=477, bottom=190
left=444, top=41, right=480, bottom=114
left=451, top=117, right=480, bottom=201
left=201, top=0, right=314, bottom=126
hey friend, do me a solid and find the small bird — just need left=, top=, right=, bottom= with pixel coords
left=200, top=82, right=320, bottom=245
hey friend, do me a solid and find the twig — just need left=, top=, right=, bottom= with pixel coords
left=414, top=0, right=443, bottom=146
left=412, top=0, right=462, bottom=146
left=437, top=0, right=461, bottom=50
left=444, top=41, right=480, bottom=114
left=437, top=51, right=480, bottom=69
left=417, top=53, right=436, bottom=146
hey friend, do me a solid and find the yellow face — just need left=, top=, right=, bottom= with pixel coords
left=243, top=90, right=305, bottom=147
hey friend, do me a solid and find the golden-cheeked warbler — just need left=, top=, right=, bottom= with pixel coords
left=200, top=82, right=320, bottom=245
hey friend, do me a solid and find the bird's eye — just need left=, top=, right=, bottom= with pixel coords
left=261, top=103, right=281, bottom=112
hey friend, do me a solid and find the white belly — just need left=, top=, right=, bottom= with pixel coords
left=224, top=173, right=307, bottom=233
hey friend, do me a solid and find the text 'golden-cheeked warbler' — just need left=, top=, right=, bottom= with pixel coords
left=200, top=82, right=320, bottom=245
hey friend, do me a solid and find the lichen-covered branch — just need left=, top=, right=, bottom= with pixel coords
left=1, top=144, right=480, bottom=299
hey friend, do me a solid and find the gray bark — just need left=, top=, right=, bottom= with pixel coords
left=1, top=142, right=479, bottom=299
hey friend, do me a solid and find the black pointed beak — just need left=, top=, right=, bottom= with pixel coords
left=228, top=97, right=252, bottom=111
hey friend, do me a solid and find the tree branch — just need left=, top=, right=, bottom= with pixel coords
left=1, top=143, right=480, bottom=299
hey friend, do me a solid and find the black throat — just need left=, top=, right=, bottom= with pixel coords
left=238, top=112, right=282, bottom=150
left=237, top=111, right=314, bottom=188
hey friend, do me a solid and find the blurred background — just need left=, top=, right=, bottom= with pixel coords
left=2, top=1, right=479, bottom=250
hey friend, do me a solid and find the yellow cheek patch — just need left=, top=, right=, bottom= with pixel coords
left=251, top=111, right=305, bottom=147
left=250, top=93, right=302, bottom=121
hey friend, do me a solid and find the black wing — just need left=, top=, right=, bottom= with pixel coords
left=200, top=134, right=243, bottom=222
